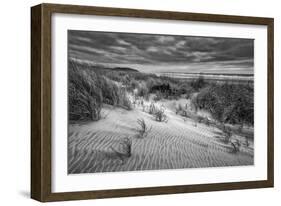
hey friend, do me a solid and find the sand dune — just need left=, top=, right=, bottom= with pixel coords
left=68, top=100, right=254, bottom=174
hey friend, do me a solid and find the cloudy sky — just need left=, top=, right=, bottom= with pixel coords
left=68, top=30, right=254, bottom=74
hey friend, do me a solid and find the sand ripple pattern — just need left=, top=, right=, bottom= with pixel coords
left=68, top=106, right=253, bottom=174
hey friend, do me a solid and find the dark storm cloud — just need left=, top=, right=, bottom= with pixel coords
left=68, top=30, right=254, bottom=73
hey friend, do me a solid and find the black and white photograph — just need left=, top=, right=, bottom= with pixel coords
left=67, top=30, right=254, bottom=174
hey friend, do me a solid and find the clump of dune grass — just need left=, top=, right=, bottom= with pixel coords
left=175, top=103, right=184, bottom=115
left=118, top=88, right=133, bottom=110
left=68, top=60, right=134, bottom=121
left=101, top=78, right=132, bottom=110
left=201, top=117, right=211, bottom=126
left=137, top=83, right=149, bottom=100
left=99, top=76, right=119, bottom=106
left=230, top=139, right=241, bottom=153
left=110, top=137, right=132, bottom=164
left=132, top=95, right=138, bottom=108
left=145, top=103, right=168, bottom=122
left=222, top=125, right=232, bottom=143
left=135, top=118, right=152, bottom=139
left=148, top=103, right=156, bottom=114
left=153, top=107, right=168, bottom=122
left=175, top=103, right=192, bottom=118
left=175, top=103, right=212, bottom=127
left=68, top=61, right=103, bottom=121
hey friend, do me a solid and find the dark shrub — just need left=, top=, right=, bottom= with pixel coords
left=128, top=79, right=139, bottom=91
left=190, top=75, right=207, bottom=91
left=192, top=83, right=254, bottom=125
left=151, top=83, right=171, bottom=94
left=178, top=83, right=196, bottom=99
left=153, top=91, right=163, bottom=101
left=137, top=83, right=149, bottom=100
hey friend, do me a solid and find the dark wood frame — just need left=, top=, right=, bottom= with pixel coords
left=31, top=3, right=274, bottom=202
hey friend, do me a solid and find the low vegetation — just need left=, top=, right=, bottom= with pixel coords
left=175, top=103, right=192, bottom=118
left=153, top=107, right=168, bottom=122
left=143, top=103, right=168, bottom=122
left=135, top=118, right=152, bottom=139
left=69, top=60, right=253, bottom=145
left=68, top=61, right=103, bottom=121
left=110, top=137, right=132, bottom=163
left=230, top=139, right=241, bottom=153
left=68, top=60, right=133, bottom=121
left=192, top=83, right=254, bottom=126
left=222, top=125, right=233, bottom=143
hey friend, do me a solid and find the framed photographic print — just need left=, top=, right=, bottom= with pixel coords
left=31, top=3, right=274, bottom=202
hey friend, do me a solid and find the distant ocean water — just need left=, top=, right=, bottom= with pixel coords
left=157, top=72, right=254, bottom=81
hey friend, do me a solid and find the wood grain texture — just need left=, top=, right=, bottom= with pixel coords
left=31, top=4, right=42, bottom=201
left=31, top=3, right=274, bottom=202
left=267, top=20, right=274, bottom=186
left=42, top=3, right=272, bottom=25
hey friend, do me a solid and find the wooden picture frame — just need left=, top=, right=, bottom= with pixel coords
left=31, top=3, right=274, bottom=202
